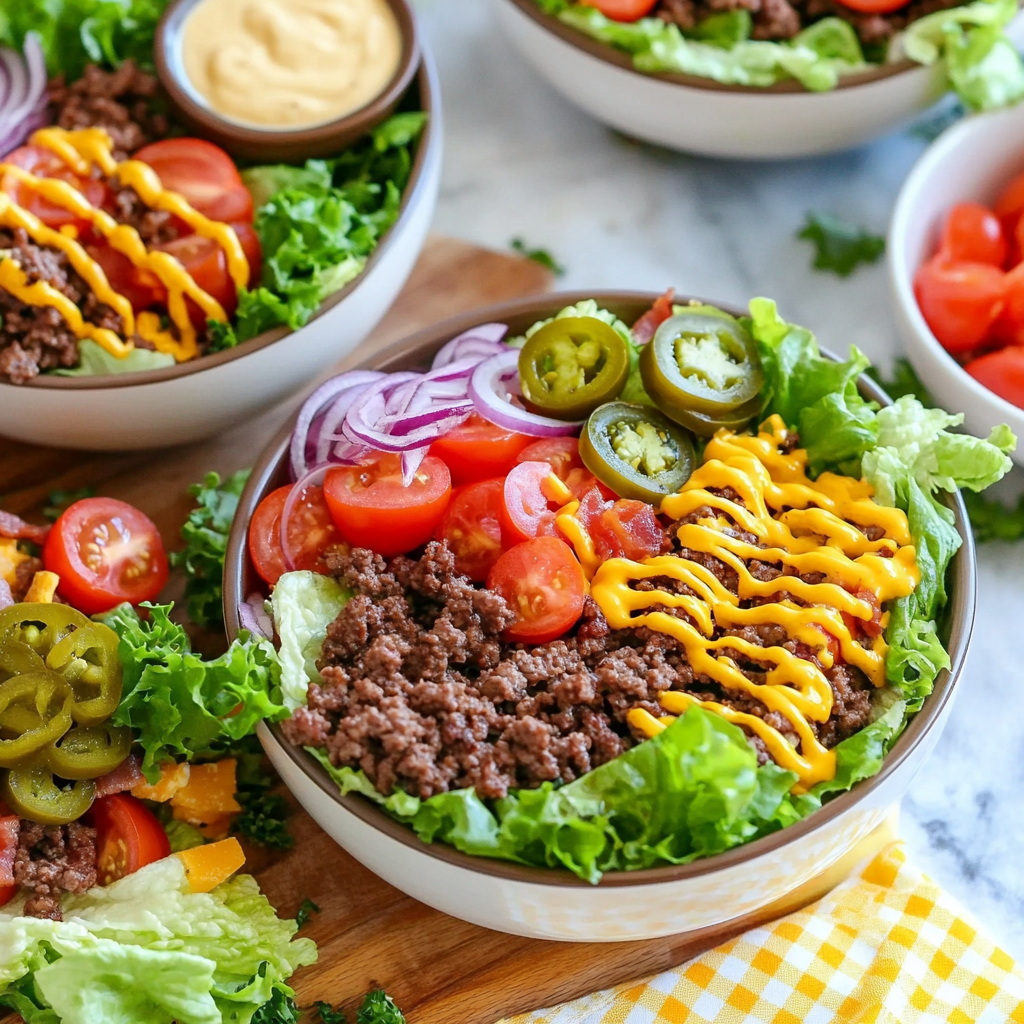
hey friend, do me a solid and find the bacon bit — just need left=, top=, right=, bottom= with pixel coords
left=0, top=815, right=20, bottom=886
left=631, top=288, right=675, bottom=345
left=575, top=486, right=669, bottom=562
left=0, top=510, right=50, bottom=545
left=95, top=753, right=145, bottom=799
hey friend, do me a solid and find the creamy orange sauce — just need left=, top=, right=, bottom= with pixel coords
left=577, top=415, right=919, bottom=790
left=0, top=127, right=249, bottom=362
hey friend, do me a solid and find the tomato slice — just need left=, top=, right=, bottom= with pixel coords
left=323, top=453, right=452, bottom=558
left=156, top=233, right=238, bottom=318
left=939, top=203, right=1007, bottom=267
left=964, top=347, right=1024, bottom=409
left=249, top=483, right=341, bottom=586
left=428, top=413, right=534, bottom=486
left=133, top=138, right=253, bottom=224
left=435, top=479, right=506, bottom=581
left=914, top=256, right=1006, bottom=354
left=1, top=145, right=111, bottom=231
left=585, top=0, right=659, bottom=19
left=487, top=537, right=586, bottom=644
left=833, top=0, right=909, bottom=12
left=502, top=461, right=567, bottom=544
left=516, top=437, right=584, bottom=480
left=42, top=498, right=169, bottom=615
left=91, top=793, right=171, bottom=886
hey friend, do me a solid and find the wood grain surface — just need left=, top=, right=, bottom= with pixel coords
left=0, top=238, right=891, bottom=1024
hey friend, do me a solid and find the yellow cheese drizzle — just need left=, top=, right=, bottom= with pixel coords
left=589, top=415, right=919, bottom=791
left=0, top=127, right=249, bottom=361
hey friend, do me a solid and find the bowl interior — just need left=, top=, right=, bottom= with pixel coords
left=225, top=291, right=976, bottom=888
left=3, top=52, right=436, bottom=394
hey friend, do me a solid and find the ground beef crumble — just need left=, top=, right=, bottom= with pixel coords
left=14, top=820, right=98, bottom=920
left=284, top=488, right=879, bottom=801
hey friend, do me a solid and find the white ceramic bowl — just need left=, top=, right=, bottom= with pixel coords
left=890, top=104, right=1024, bottom=464
left=0, top=52, right=442, bottom=452
left=225, top=292, right=977, bottom=942
left=494, top=0, right=1024, bottom=160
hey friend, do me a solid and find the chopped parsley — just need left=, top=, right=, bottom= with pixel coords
left=231, top=735, right=294, bottom=850
left=43, top=486, right=96, bottom=522
left=511, top=237, right=566, bottom=276
left=314, top=991, right=407, bottom=1024
left=295, top=898, right=321, bottom=928
left=798, top=213, right=885, bottom=277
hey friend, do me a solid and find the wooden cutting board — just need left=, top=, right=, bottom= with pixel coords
left=0, top=238, right=894, bottom=1023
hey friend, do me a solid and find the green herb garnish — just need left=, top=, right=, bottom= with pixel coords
left=511, top=237, right=566, bottom=276
left=798, top=213, right=885, bottom=277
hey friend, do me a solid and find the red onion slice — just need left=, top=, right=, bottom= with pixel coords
left=238, top=594, right=274, bottom=640
left=401, top=447, right=430, bottom=486
left=431, top=323, right=509, bottom=368
left=0, top=34, right=48, bottom=157
left=279, top=465, right=329, bottom=573
left=469, top=350, right=581, bottom=437
left=0, top=580, right=12, bottom=611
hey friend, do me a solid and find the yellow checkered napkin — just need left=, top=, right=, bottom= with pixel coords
left=500, top=842, right=1024, bottom=1024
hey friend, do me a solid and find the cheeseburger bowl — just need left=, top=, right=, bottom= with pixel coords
left=493, top=0, right=1024, bottom=160
left=0, top=15, right=440, bottom=451
left=222, top=291, right=995, bottom=940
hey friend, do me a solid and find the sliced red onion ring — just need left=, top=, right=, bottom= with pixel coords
left=0, top=34, right=48, bottom=157
left=279, top=465, right=329, bottom=573
left=238, top=593, right=274, bottom=640
left=401, top=447, right=430, bottom=487
left=469, top=350, right=581, bottom=437
left=431, top=323, right=509, bottom=369
left=0, top=580, right=13, bottom=611
left=290, top=371, right=385, bottom=479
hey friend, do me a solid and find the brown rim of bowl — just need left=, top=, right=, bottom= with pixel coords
left=3, top=53, right=436, bottom=394
left=154, top=0, right=421, bottom=161
left=224, top=290, right=976, bottom=888
left=500, top=0, right=925, bottom=95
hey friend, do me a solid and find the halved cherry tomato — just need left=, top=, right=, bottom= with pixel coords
left=231, top=221, right=263, bottom=287
left=631, top=287, right=675, bottom=345
left=991, top=263, right=1024, bottom=346
left=586, top=0, right=659, bottom=19
left=156, top=234, right=238, bottom=318
left=914, top=256, right=1006, bottom=354
left=87, top=243, right=163, bottom=313
left=965, top=347, right=1024, bottom=409
left=42, top=498, right=169, bottom=615
left=428, top=413, right=534, bottom=486
left=502, top=461, right=563, bottom=544
left=516, top=437, right=584, bottom=480
left=249, top=483, right=342, bottom=586
left=324, top=453, right=451, bottom=558
left=1, top=145, right=110, bottom=231
left=939, top=203, right=1007, bottom=267
left=435, top=479, right=506, bottom=581
left=575, top=485, right=668, bottom=561
left=995, top=171, right=1024, bottom=230
left=487, top=537, right=586, bottom=645
left=133, top=139, right=254, bottom=224
left=833, top=0, right=909, bottom=12
left=91, top=793, right=170, bottom=887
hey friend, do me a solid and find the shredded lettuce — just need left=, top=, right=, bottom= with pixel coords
left=0, top=856, right=316, bottom=1024
left=537, top=0, right=1024, bottom=107
left=98, top=603, right=287, bottom=781
left=271, top=571, right=352, bottom=710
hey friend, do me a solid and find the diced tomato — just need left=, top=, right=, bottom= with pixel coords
left=156, top=233, right=238, bottom=319
left=584, top=0, right=659, bottom=20
left=994, top=171, right=1024, bottom=232
left=42, top=497, right=168, bottom=614
left=516, top=437, right=584, bottom=480
left=939, top=203, right=1007, bottom=267
left=501, top=461, right=564, bottom=543
left=95, top=753, right=144, bottom=798
left=841, top=588, right=883, bottom=640
left=0, top=815, right=18, bottom=896
left=991, top=263, right=1024, bottom=346
left=249, top=483, right=341, bottom=586
left=631, top=287, right=675, bottom=345
left=435, top=479, right=506, bottom=581
left=1, top=144, right=110, bottom=231
left=487, top=537, right=586, bottom=645
left=133, top=138, right=254, bottom=223
left=964, top=347, right=1024, bottom=409
left=428, top=413, right=534, bottom=486
left=91, top=794, right=171, bottom=886
left=575, top=485, right=668, bottom=561
left=914, top=256, right=1006, bottom=354
left=323, top=453, right=451, bottom=558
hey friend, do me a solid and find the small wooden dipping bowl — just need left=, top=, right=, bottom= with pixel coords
left=154, top=0, right=421, bottom=163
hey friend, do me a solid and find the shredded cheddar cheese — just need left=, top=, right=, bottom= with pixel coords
left=0, top=127, right=249, bottom=362
left=591, top=416, right=919, bottom=791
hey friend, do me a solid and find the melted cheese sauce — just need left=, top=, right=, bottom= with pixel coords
left=0, top=127, right=249, bottom=362
left=584, top=415, right=919, bottom=790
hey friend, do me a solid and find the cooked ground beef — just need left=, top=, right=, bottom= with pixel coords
left=14, top=820, right=98, bottom=920
left=0, top=228, right=124, bottom=383
left=655, top=0, right=962, bottom=46
left=284, top=495, right=877, bottom=800
left=113, top=185, right=183, bottom=246
left=48, top=60, right=168, bottom=161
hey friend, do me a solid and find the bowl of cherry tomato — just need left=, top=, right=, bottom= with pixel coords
left=494, top=0, right=1024, bottom=160
left=890, top=102, right=1024, bottom=462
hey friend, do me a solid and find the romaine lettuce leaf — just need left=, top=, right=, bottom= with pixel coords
left=49, top=340, right=175, bottom=377
left=271, top=571, right=351, bottom=710
left=0, top=857, right=316, bottom=1024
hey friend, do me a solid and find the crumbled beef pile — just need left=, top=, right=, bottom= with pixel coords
left=283, top=506, right=877, bottom=801
left=48, top=60, right=168, bottom=161
left=0, top=227, right=124, bottom=383
left=655, top=0, right=961, bottom=46
left=14, top=820, right=98, bottom=920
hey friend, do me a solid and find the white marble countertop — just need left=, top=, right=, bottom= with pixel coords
left=416, top=0, right=1024, bottom=960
